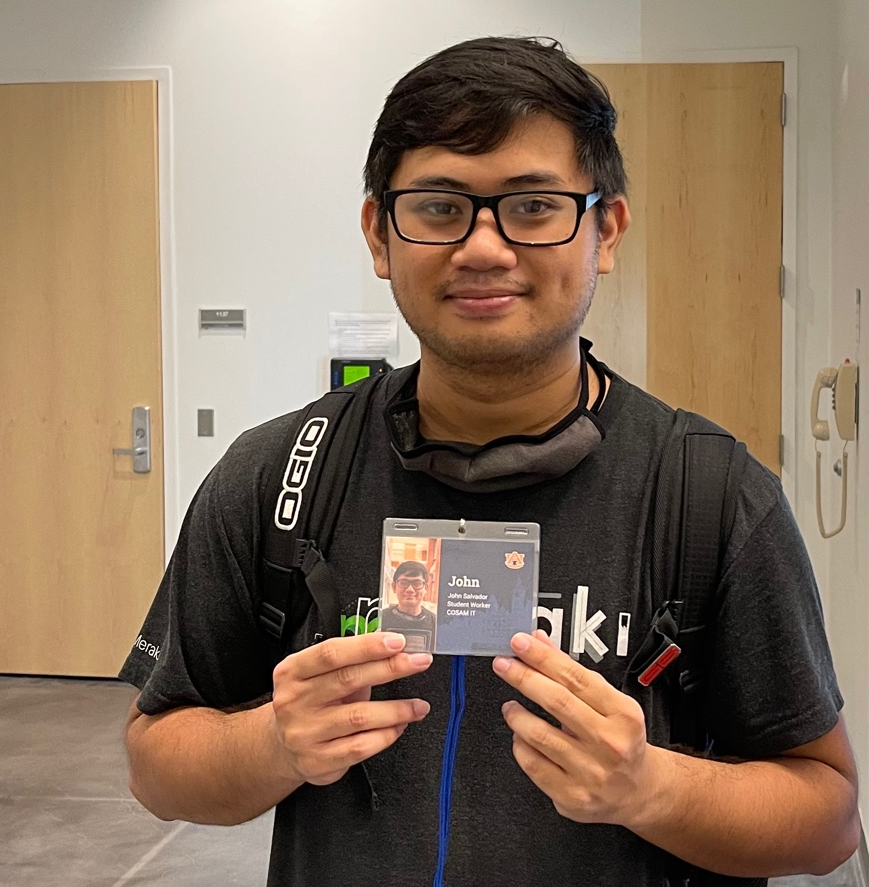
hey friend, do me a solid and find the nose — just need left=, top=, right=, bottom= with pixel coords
left=451, top=208, right=518, bottom=271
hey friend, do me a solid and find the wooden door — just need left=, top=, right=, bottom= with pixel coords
left=0, top=81, right=164, bottom=677
left=584, top=63, right=784, bottom=473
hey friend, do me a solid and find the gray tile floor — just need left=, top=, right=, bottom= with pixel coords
left=0, top=675, right=862, bottom=886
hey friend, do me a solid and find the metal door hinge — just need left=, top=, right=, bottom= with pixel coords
left=782, top=93, right=787, bottom=127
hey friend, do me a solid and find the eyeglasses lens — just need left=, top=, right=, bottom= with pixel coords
left=393, top=191, right=578, bottom=245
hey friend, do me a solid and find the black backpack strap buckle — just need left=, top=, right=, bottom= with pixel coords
left=259, top=601, right=286, bottom=642
left=293, top=538, right=323, bottom=575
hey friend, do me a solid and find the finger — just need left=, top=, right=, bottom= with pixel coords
left=501, top=700, right=579, bottom=770
left=510, top=734, right=568, bottom=798
left=508, top=632, right=626, bottom=717
left=317, top=698, right=431, bottom=743
left=493, top=653, right=605, bottom=739
left=312, top=722, right=413, bottom=778
left=283, top=632, right=410, bottom=682
left=314, top=651, right=433, bottom=705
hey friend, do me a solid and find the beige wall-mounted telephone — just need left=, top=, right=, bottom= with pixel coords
left=811, top=361, right=858, bottom=538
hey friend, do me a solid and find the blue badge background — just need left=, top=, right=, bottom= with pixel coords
left=435, top=539, right=537, bottom=655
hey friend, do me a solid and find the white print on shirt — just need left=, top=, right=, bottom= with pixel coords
left=133, top=634, right=160, bottom=660
left=350, top=587, right=625, bottom=665
left=538, top=589, right=628, bottom=666
left=341, top=597, right=381, bottom=636
left=535, top=605, right=564, bottom=642
left=570, top=585, right=608, bottom=664
left=617, top=613, right=631, bottom=657
left=274, top=416, right=329, bottom=531
left=536, top=588, right=618, bottom=664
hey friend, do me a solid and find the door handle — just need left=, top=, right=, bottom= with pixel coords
left=113, top=406, right=151, bottom=474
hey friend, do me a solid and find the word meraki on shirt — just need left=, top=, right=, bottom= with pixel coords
left=133, top=634, right=160, bottom=660
left=346, top=586, right=634, bottom=667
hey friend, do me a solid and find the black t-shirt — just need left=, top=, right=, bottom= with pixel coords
left=379, top=605, right=436, bottom=652
left=120, top=369, right=842, bottom=887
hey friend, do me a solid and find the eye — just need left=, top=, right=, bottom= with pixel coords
left=515, top=197, right=556, bottom=215
left=418, top=200, right=463, bottom=216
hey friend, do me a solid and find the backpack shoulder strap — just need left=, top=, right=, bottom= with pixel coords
left=258, top=373, right=385, bottom=664
left=669, top=418, right=747, bottom=743
left=639, top=409, right=747, bottom=728
left=650, top=411, right=765, bottom=887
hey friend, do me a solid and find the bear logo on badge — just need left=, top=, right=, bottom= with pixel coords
left=505, top=551, right=525, bottom=570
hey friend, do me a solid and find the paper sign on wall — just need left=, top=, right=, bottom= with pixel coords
left=329, top=313, right=399, bottom=358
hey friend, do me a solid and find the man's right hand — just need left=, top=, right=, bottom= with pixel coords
left=270, top=632, right=432, bottom=786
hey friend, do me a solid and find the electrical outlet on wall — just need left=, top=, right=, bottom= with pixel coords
left=198, top=409, right=215, bottom=437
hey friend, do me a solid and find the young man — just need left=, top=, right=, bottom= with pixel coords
left=379, top=561, right=437, bottom=651
left=121, top=37, right=860, bottom=886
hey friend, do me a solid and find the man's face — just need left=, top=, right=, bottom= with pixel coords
left=362, top=114, right=628, bottom=373
left=393, top=572, right=426, bottom=611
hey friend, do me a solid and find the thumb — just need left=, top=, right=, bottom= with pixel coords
left=533, top=628, right=560, bottom=650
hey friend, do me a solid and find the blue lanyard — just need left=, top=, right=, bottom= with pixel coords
left=433, top=655, right=467, bottom=887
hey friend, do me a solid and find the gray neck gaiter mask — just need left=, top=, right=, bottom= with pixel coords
left=383, top=347, right=606, bottom=493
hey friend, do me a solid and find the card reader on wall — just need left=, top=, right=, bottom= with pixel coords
left=330, top=359, right=392, bottom=390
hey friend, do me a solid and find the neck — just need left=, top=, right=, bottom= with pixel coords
left=398, top=603, right=423, bottom=616
left=417, top=343, right=601, bottom=445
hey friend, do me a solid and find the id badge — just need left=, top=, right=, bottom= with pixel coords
left=379, top=518, right=540, bottom=656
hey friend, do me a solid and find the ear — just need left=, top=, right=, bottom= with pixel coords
left=596, top=195, right=631, bottom=275
left=361, top=197, right=391, bottom=280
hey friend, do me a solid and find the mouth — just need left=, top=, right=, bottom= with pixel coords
left=445, top=289, right=525, bottom=317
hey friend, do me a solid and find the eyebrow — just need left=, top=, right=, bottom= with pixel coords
left=407, top=171, right=568, bottom=191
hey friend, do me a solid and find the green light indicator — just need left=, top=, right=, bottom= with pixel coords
left=343, top=365, right=371, bottom=385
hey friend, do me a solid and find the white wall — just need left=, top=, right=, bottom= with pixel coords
left=829, top=0, right=869, bottom=826
left=1, top=0, right=865, bottom=823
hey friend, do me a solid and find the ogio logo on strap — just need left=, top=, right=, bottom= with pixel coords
left=274, top=417, right=329, bottom=530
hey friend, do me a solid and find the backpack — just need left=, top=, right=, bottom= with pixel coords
left=257, top=372, right=765, bottom=887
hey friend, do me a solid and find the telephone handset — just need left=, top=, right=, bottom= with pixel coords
left=811, top=361, right=858, bottom=538
left=811, top=362, right=857, bottom=442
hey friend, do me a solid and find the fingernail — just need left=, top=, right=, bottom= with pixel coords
left=408, top=653, right=433, bottom=668
left=413, top=699, right=431, bottom=718
left=502, top=701, right=517, bottom=716
left=492, top=656, right=511, bottom=674
left=383, top=633, right=406, bottom=651
left=512, top=633, right=532, bottom=653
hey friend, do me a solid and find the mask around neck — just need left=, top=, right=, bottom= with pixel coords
left=383, top=344, right=606, bottom=493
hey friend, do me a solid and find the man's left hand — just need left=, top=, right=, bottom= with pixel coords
left=492, top=629, right=665, bottom=830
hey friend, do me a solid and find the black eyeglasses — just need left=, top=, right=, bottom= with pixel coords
left=383, top=188, right=601, bottom=247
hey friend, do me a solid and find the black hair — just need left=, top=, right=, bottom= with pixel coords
left=363, top=36, right=626, bottom=228
left=393, top=561, right=429, bottom=582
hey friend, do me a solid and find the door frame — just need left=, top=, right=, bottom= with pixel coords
left=0, top=67, right=180, bottom=560
left=582, top=49, right=798, bottom=505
